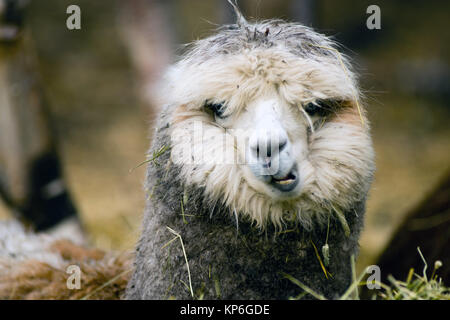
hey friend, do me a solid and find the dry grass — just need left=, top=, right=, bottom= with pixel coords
left=285, top=249, right=450, bottom=300
left=0, top=240, right=132, bottom=300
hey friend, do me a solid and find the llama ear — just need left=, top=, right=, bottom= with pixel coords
left=227, top=0, right=248, bottom=28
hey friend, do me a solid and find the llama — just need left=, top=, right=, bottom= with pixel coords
left=126, top=6, right=375, bottom=299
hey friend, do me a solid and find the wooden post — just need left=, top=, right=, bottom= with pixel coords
left=0, top=0, right=82, bottom=238
left=117, top=0, right=173, bottom=115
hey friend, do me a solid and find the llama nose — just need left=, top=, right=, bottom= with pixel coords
left=250, top=134, right=288, bottom=161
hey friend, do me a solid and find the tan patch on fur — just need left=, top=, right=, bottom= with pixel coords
left=330, top=101, right=367, bottom=126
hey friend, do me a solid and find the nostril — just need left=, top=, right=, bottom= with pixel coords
left=253, top=141, right=272, bottom=158
left=250, top=133, right=288, bottom=159
left=252, top=138, right=287, bottom=159
left=279, top=139, right=287, bottom=152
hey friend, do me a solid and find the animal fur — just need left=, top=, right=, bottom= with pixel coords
left=0, top=220, right=131, bottom=299
left=126, top=17, right=375, bottom=299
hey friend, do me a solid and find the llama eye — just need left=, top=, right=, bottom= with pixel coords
left=303, top=99, right=336, bottom=117
left=205, top=101, right=228, bottom=119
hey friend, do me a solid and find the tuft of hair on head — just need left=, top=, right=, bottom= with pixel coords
left=227, top=0, right=248, bottom=28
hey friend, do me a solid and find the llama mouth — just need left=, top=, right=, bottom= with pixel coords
left=269, top=167, right=299, bottom=192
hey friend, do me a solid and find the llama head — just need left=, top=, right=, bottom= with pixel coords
left=158, top=19, right=375, bottom=230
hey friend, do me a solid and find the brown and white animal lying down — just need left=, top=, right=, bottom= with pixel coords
left=0, top=9, right=375, bottom=300
left=0, top=220, right=131, bottom=299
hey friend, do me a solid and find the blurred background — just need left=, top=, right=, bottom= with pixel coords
left=0, top=0, right=449, bottom=278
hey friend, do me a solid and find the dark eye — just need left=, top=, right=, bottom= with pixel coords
left=303, top=99, right=337, bottom=117
left=205, top=101, right=227, bottom=119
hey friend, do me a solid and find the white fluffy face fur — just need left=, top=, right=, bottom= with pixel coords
left=161, top=22, right=375, bottom=230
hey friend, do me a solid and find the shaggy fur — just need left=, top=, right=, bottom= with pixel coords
left=0, top=221, right=131, bottom=299
left=127, top=18, right=375, bottom=299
